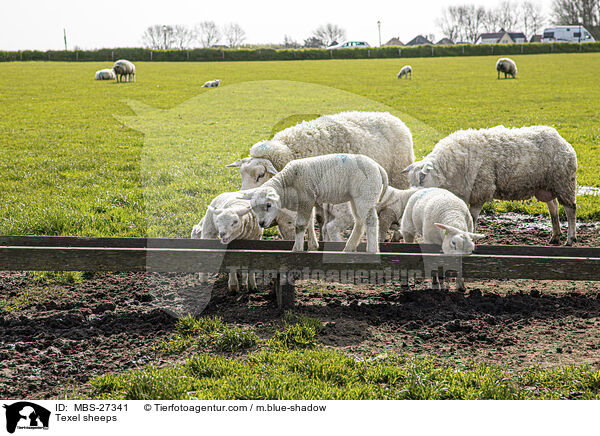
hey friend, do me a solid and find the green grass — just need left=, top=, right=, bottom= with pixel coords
left=1, top=53, right=600, bottom=238
left=87, top=315, right=600, bottom=400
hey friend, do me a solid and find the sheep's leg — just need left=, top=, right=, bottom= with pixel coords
left=365, top=207, right=380, bottom=253
left=344, top=201, right=365, bottom=252
left=469, top=203, right=483, bottom=230
left=292, top=207, right=312, bottom=252
left=323, top=205, right=353, bottom=242
left=402, top=232, right=415, bottom=243
left=307, top=208, right=319, bottom=251
left=378, top=209, right=396, bottom=242
left=228, top=272, right=239, bottom=292
left=546, top=198, right=562, bottom=245
left=241, top=271, right=249, bottom=289
left=456, top=276, right=465, bottom=291
left=557, top=191, right=577, bottom=245
left=248, top=272, right=257, bottom=290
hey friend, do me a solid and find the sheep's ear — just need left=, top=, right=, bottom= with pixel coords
left=401, top=163, right=414, bottom=174
left=468, top=232, right=486, bottom=241
left=209, top=206, right=222, bottom=215
left=435, top=223, right=460, bottom=235
left=226, top=157, right=249, bottom=168
left=265, top=161, right=278, bottom=175
left=233, top=206, right=252, bottom=217
left=237, top=189, right=256, bottom=200
left=422, top=163, right=433, bottom=174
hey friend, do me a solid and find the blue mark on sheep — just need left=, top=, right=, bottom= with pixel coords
left=413, top=187, right=436, bottom=202
left=336, top=154, right=349, bottom=163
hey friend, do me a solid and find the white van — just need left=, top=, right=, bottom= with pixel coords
left=542, top=25, right=595, bottom=43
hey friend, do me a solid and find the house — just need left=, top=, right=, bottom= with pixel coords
left=529, top=34, right=542, bottom=43
left=384, top=37, right=404, bottom=46
left=436, top=37, right=454, bottom=45
left=406, top=35, right=433, bottom=46
left=475, top=28, right=527, bottom=44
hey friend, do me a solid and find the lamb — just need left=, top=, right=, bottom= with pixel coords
left=95, top=68, right=115, bottom=80
left=202, top=79, right=221, bottom=88
left=400, top=187, right=485, bottom=290
left=397, top=65, right=412, bottom=80
left=191, top=191, right=262, bottom=291
left=403, top=125, right=577, bottom=245
left=240, top=154, right=388, bottom=253
left=113, top=59, right=136, bottom=83
left=496, top=58, right=517, bottom=79
left=226, top=111, right=414, bottom=241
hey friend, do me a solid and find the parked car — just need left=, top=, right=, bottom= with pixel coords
left=328, top=41, right=370, bottom=49
left=542, top=26, right=595, bottom=43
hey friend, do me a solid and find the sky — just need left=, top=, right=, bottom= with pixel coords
left=0, top=0, right=554, bottom=51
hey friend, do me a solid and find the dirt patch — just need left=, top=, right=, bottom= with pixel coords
left=1, top=212, right=599, bottom=399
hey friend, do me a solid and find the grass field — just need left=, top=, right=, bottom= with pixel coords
left=1, top=53, right=600, bottom=237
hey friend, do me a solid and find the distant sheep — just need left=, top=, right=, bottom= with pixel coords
left=191, top=191, right=262, bottom=291
left=113, top=59, right=136, bottom=83
left=403, top=125, right=578, bottom=245
left=95, top=68, right=115, bottom=80
left=397, top=65, right=412, bottom=80
left=241, top=154, right=388, bottom=254
left=496, top=58, right=517, bottom=79
left=202, top=79, right=221, bottom=88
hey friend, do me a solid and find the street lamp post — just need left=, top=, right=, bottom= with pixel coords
left=163, top=25, right=167, bottom=49
left=377, top=21, right=382, bottom=47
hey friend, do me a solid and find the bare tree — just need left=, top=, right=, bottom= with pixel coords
left=521, top=1, right=546, bottom=37
left=496, top=1, right=520, bottom=31
left=304, top=36, right=325, bottom=48
left=437, top=6, right=463, bottom=41
left=312, top=23, right=346, bottom=47
left=223, top=23, right=246, bottom=48
left=552, top=0, right=599, bottom=25
left=438, top=5, right=486, bottom=43
left=196, top=21, right=221, bottom=47
left=482, top=8, right=502, bottom=32
left=462, top=5, right=487, bottom=41
left=283, top=35, right=301, bottom=48
left=142, top=24, right=175, bottom=49
left=172, top=25, right=196, bottom=49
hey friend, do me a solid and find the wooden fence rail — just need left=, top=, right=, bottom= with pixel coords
left=1, top=236, right=599, bottom=308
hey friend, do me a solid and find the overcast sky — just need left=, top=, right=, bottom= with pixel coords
left=1, top=0, right=554, bottom=50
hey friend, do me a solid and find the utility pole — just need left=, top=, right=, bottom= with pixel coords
left=377, top=21, right=381, bottom=47
left=163, top=25, right=167, bottom=49
left=63, top=28, right=67, bottom=50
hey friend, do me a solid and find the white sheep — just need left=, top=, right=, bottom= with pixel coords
left=113, top=59, right=136, bottom=83
left=403, top=125, right=578, bottom=245
left=397, top=65, right=412, bottom=80
left=401, top=187, right=485, bottom=290
left=496, top=58, right=517, bottom=79
left=241, top=154, right=388, bottom=253
left=191, top=191, right=263, bottom=291
left=226, top=111, right=414, bottom=241
left=202, top=79, right=221, bottom=88
left=95, top=68, right=116, bottom=80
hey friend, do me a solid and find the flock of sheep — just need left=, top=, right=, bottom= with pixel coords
left=95, top=59, right=136, bottom=82
left=397, top=57, right=517, bottom=80
left=192, top=110, right=577, bottom=291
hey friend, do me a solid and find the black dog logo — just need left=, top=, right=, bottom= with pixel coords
left=3, top=402, right=50, bottom=434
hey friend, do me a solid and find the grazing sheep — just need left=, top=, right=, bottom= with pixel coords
left=202, top=79, right=221, bottom=88
left=496, top=58, right=517, bottom=79
left=113, top=59, right=136, bottom=83
left=95, top=68, right=116, bottom=80
left=397, top=65, right=412, bottom=80
left=401, top=187, right=485, bottom=290
left=403, top=125, right=577, bottom=245
left=241, top=154, right=388, bottom=253
left=191, top=192, right=262, bottom=291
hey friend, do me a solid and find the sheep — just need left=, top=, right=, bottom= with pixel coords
left=113, top=59, right=136, bottom=83
left=496, top=57, right=517, bottom=79
left=403, top=125, right=578, bottom=245
left=240, top=154, right=388, bottom=254
left=397, top=65, right=412, bottom=80
left=95, top=68, right=115, bottom=80
left=191, top=191, right=263, bottom=291
left=226, top=111, right=414, bottom=241
left=202, top=79, right=221, bottom=88
left=401, top=187, right=485, bottom=290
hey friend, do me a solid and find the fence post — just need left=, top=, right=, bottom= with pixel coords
left=293, top=50, right=296, bottom=59
left=399, top=48, right=401, bottom=57
left=491, top=45, right=494, bottom=54
left=330, top=49, right=333, bottom=59
left=186, top=51, right=189, bottom=60
left=150, top=51, right=152, bottom=61
left=432, top=46, right=434, bottom=56
left=551, top=43, right=553, bottom=53
left=111, top=50, right=114, bottom=61
left=462, top=46, right=464, bottom=55
left=75, top=51, right=79, bottom=61
left=520, top=44, right=523, bottom=53
left=368, top=49, right=370, bottom=57
left=223, top=50, right=226, bottom=60
left=20, top=51, right=23, bottom=61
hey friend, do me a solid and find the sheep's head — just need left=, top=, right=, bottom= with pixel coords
left=435, top=223, right=485, bottom=255
left=242, top=187, right=281, bottom=229
left=226, top=157, right=278, bottom=189
left=210, top=205, right=252, bottom=244
left=402, top=160, right=437, bottom=187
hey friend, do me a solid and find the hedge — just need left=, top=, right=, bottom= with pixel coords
left=2, top=42, right=600, bottom=62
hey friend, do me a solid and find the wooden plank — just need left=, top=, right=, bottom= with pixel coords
left=1, top=246, right=599, bottom=281
left=2, top=235, right=599, bottom=258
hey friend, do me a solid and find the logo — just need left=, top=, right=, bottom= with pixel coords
left=3, top=402, right=50, bottom=434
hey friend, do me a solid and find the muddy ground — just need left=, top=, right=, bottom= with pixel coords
left=1, top=212, right=599, bottom=399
